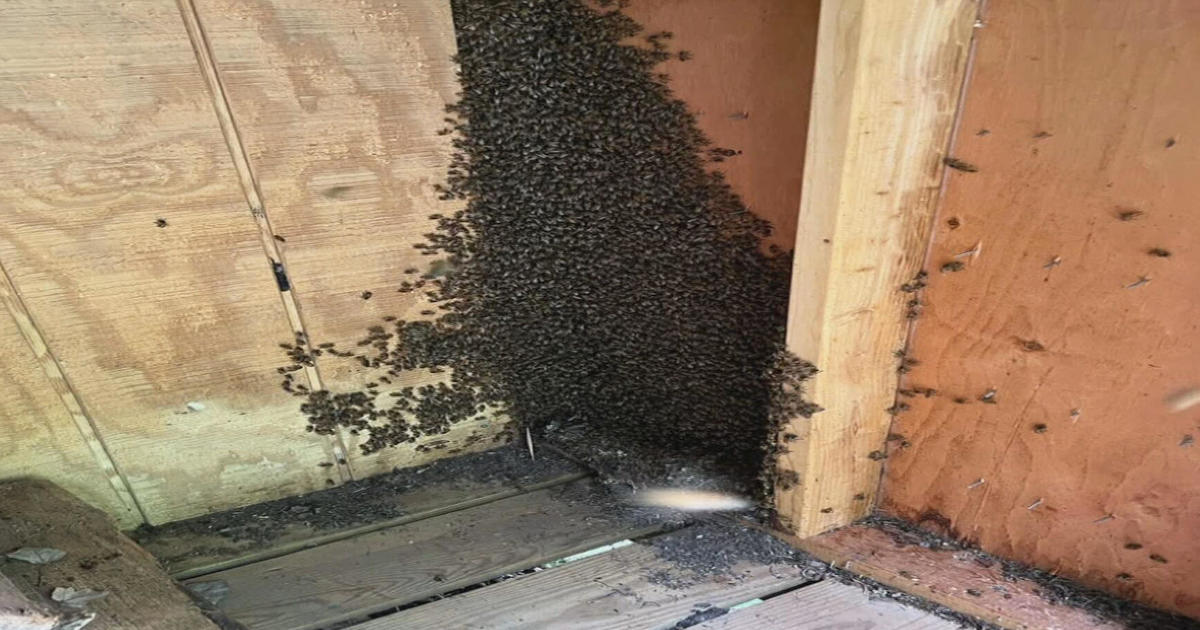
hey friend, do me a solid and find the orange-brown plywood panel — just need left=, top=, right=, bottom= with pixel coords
left=881, top=0, right=1200, bottom=619
left=622, top=0, right=820, bottom=250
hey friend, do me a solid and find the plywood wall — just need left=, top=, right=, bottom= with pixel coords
left=881, top=0, right=1200, bottom=618
left=622, top=0, right=820, bottom=250
left=0, top=0, right=497, bottom=526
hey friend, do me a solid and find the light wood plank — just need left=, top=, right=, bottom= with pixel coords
left=141, top=470, right=586, bottom=579
left=880, top=1, right=1200, bottom=620
left=695, top=581, right=956, bottom=629
left=176, top=0, right=355, bottom=483
left=351, top=543, right=808, bottom=630
left=779, top=524, right=1121, bottom=630
left=195, top=481, right=662, bottom=630
left=0, top=479, right=219, bottom=630
left=0, top=0, right=347, bottom=523
left=776, top=0, right=979, bottom=536
left=0, top=287, right=139, bottom=527
left=191, top=0, right=505, bottom=475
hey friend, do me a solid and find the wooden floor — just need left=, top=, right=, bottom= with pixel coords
left=0, top=479, right=220, bottom=630
left=151, top=476, right=961, bottom=630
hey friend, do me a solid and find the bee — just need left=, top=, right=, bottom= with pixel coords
left=943, top=157, right=978, bottom=172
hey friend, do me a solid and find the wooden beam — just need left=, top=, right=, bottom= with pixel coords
left=775, top=0, right=980, bottom=536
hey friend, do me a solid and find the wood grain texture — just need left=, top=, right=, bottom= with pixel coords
left=0, top=479, right=218, bottom=630
left=194, top=481, right=662, bottom=630
left=176, top=0, right=355, bottom=484
left=695, top=580, right=956, bottom=630
left=781, top=525, right=1121, bottom=630
left=0, top=0, right=345, bottom=524
left=776, top=0, right=979, bottom=536
left=880, top=0, right=1200, bottom=619
left=621, top=0, right=820, bottom=250
left=0, top=275, right=140, bottom=528
left=141, top=471, right=586, bottom=579
left=350, top=543, right=808, bottom=630
left=190, top=0, right=505, bottom=476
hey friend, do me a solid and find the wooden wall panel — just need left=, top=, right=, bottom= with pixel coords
left=622, top=0, right=820, bottom=250
left=881, top=0, right=1200, bottom=618
left=0, top=0, right=345, bottom=524
left=0, top=302, right=138, bottom=527
left=191, top=0, right=501, bottom=476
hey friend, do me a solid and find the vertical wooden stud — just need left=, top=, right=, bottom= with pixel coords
left=776, top=0, right=979, bottom=536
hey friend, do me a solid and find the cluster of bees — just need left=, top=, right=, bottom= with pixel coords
left=278, top=0, right=819, bottom=499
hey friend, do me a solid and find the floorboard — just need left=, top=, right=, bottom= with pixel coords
left=694, top=580, right=957, bottom=629
left=350, top=542, right=809, bottom=629
left=139, top=470, right=585, bottom=579
left=194, top=480, right=661, bottom=630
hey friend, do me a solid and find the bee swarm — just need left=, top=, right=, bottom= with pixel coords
left=277, top=0, right=819, bottom=502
